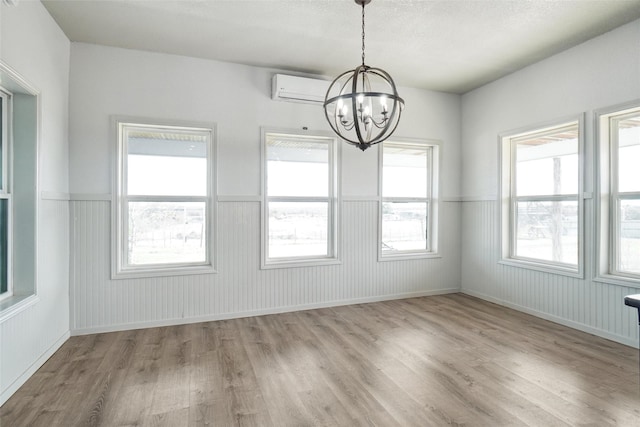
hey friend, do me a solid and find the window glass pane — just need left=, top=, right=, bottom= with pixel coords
left=383, top=144, right=428, bottom=198
left=268, top=201, right=328, bottom=258
left=617, top=115, right=640, bottom=193
left=127, top=129, right=208, bottom=196
left=267, top=136, right=329, bottom=197
left=515, top=200, right=578, bottom=265
left=128, top=201, right=206, bottom=266
left=0, top=97, right=4, bottom=189
left=516, top=126, right=579, bottom=196
left=619, top=199, right=640, bottom=275
left=381, top=202, right=428, bottom=252
left=0, top=199, right=7, bottom=294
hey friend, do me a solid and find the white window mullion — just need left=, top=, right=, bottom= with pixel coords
left=515, top=194, right=578, bottom=202
left=268, top=196, right=331, bottom=204
left=617, top=192, right=640, bottom=200
left=127, top=195, right=209, bottom=203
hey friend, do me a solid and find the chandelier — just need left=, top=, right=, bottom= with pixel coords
left=323, top=0, right=404, bottom=151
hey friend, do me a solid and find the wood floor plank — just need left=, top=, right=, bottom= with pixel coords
left=1, top=294, right=639, bottom=426
left=339, top=303, right=569, bottom=426
left=269, top=312, right=361, bottom=426
left=215, top=319, right=274, bottom=426
left=307, top=307, right=449, bottom=425
left=237, top=316, right=317, bottom=425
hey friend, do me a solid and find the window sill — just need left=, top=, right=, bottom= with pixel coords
left=593, top=274, right=640, bottom=290
left=0, top=294, right=39, bottom=324
left=261, top=258, right=341, bottom=270
left=498, top=258, right=583, bottom=279
left=112, top=265, right=217, bottom=280
left=379, top=252, right=441, bottom=262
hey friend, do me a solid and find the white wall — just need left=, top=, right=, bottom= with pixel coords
left=69, top=43, right=461, bottom=198
left=68, top=43, right=462, bottom=334
left=461, top=19, right=640, bottom=346
left=0, top=1, right=70, bottom=405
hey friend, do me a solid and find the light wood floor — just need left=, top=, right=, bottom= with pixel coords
left=1, top=294, right=639, bottom=426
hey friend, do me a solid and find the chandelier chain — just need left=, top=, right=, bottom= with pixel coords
left=361, top=2, right=365, bottom=66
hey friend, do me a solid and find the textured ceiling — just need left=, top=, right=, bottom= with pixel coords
left=41, top=0, right=640, bottom=94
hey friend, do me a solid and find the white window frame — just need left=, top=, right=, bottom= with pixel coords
left=596, top=101, right=640, bottom=287
left=0, top=60, right=40, bottom=322
left=0, top=88, right=12, bottom=303
left=261, top=129, right=341, bottom=269
left=499, top=116, right=585, bottom=278
left=112, top=118, right=217, bottom=279
left=378, top=138, right=440, bottom=261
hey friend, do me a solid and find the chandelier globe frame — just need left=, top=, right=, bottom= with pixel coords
left=323, top=0, right=404, bottom=151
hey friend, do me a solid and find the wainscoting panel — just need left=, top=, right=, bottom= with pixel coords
left=461, top=200, right=639, bottom=346
left=70, top=200, right=461, bottom=334
left=1, top=200, right=70, bottom=405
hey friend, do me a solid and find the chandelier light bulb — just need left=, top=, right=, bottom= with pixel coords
left=380, top=95, right=388, bottom=113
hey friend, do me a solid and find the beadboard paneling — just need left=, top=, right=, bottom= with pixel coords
left=461, top=200, right=639, bottom=346
left=1, top=200, right=70, bottom=405
left=70, top=200, right=461, bottom=334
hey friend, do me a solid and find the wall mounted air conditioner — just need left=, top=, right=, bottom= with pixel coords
left=272, top=74, right=330, bottom=105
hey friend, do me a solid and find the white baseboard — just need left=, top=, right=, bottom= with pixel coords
left=71, top=288, right=460, bottom=336
left=461, top=289, right=639, bottom=348
left=0, top=330, right=71, bottom=406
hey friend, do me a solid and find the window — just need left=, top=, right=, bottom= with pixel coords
left=597, top=103, right=640, bottom=284
left=0, top=62, right=38, bottom=319
left=114, top=120, right=216, bottom=278
left=379, top=140, right=439, bottom=259
left=500, top=118, right=583, bottom=275
left=0, top=89, right=11, bottom=302
left=262, top=131, right=339, bottom=268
